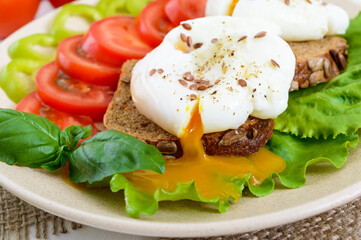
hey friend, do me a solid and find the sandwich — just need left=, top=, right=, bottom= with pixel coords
left=104, top=36, right=348, bottom=158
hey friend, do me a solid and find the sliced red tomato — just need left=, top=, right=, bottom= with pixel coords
left=82, top=16, right=153, bottom=66
left=0, top=0, right=40, bottom=39
left=49, top=0, right=75, bottom=8
left=136, top=0, right=176, bottom=48
left=36, top=62, right=114, bottom=121
left=16, top=92, right=99, bottom=140
left=57, top=35, right=121, bottom=89
left=164, top=0, right=207, bottom=25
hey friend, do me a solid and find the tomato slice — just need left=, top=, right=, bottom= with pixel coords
left=82, top=16, right=153, bottom=66
left=0, top=0, right=40, bottom=39
left=16, top=92, right=99, bottom=140
left=57, top=35, right=121, bottom=89
left=36, top=62, right=114, bottom=121
left=136, top=0, right=176, bottom=48
left=164, top=0, right=207, bottom=26
left=49, top=0, right=75, bottom=8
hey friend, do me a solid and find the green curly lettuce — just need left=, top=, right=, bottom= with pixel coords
left=345, top=12, right=361, bottom=70
left=263, top=131, right=359, bottom=189
left=110, top=174, right=250, bottom=218
left=107, top=130, right=358, bottom=218
left=275, top=14, right=361, bottom=139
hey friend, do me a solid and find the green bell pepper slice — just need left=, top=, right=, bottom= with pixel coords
left=0, top=59, right=44, bottom=103
left=8, top=34, right=57, bottom=62
left=125, top=0, right=153, bottom=16
left=51, top=4, right=103, bottom=42
left=97, top=0, right=129, bottom=17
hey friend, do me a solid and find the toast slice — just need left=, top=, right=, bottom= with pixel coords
left=105, top=60, right=274, bottom=158
left=289, top=36, right=348, bottom=90
left=104, top=36, right=348, bottom=158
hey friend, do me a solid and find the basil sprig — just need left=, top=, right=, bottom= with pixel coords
left=0, top=109, right=165, bottom=183
left=70, top=130, right=165, bottom=183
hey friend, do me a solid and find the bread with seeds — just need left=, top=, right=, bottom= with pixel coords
left=104, top=36, right=348, bottom=158
left=289, top=36, right=348, bottom=90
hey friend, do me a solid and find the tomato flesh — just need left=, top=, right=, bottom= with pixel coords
left=36, top=62, right=114, bottom=121
left=57, top=35, right=121, bottom=89
left=165, top=0, right=207, bottom=25
left=49, top=0, right=75, bottom=8
left=136, top=0, right=176, bottom=48
left=16, top=92, right=99, bottom=140
left=0, top=0, right=40, bottom=39
left=82, top=16, right=153, bottom=66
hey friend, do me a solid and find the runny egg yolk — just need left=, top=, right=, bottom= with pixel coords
left=228, top=0, right=240, bottom=16
left=123, top=102, right=286, bottom=200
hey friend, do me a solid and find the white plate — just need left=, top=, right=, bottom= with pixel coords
left=1, top=0, right=361, bottom=238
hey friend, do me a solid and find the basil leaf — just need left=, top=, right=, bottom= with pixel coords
left=69, top=130, right=165, bottom=184
left=60, top=125, right=92, bottom=151
left=41, top=146, right=71, bottom=171
left=0, top=109, right=62, bottom=168
left=42, top=125, right=92, bottom=171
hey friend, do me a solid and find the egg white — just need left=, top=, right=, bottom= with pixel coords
left=131, top=16, right=295, bottom=137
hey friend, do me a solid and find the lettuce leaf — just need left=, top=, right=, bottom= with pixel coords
left=265, top=131, right=359, bottom=188
left=274, top=14, right=361, bottom=139
left=274, top=67, right=361, bottom=139
left=110, top=174, right=250, bottom=218
left=108, top=130, right=358, bottom=217
left=345, top=13, right=361, bottom=70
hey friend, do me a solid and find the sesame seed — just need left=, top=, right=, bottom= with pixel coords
left=238, top=36, right=247, bottom=42
left=211, top=90, right=217, bottom=95
left=178, top=79, right=188, bottom=87
left=193, top=43, right=203, bottom=49
left=158, top=69, right=164, bottom=74
left=211, top=38, right=218, bottom=44
left=238, top=79, right=247, bottom=87
left=271, top=59, right=280, bottom=68
left=180, top=33, right=187, bottom=42
left=253, top=88, right=257, bottom=92
left=190, top=94, right=198, bottom=101
left=189, top=84, right=198, bottom=90
left=149, top=69, right=156, bottom=76
left=198, top=85, right=208, bottom=91
left=194, top=79, right=202, bottom=84
left=322, top=2, right=327, bottom=6
left=284, top=0, right=290, bottom=5
left=182, top=23, right=192, bottom=30
left=187, top=36, right=192, bottom=47
left=215, top=79, right=221, bottom=85
left=254, top=31, right=267, bottom=39
left=305, top=0, right=312, bottom=4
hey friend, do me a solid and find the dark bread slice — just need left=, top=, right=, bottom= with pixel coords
left=289, top=36, right=348, bottom=91
left=104, top=36, right=348, bottom=158
left=104, top=60, right=274, bottom=158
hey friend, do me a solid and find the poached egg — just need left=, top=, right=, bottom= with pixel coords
left=131, top=16, right=295, bottom=137
left=206, top=0, right=349, bottom=41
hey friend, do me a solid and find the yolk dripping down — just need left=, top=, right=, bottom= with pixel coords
left=124, top=102, right=285, bottom=201
left=228, top=0, right=240, bottom=16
